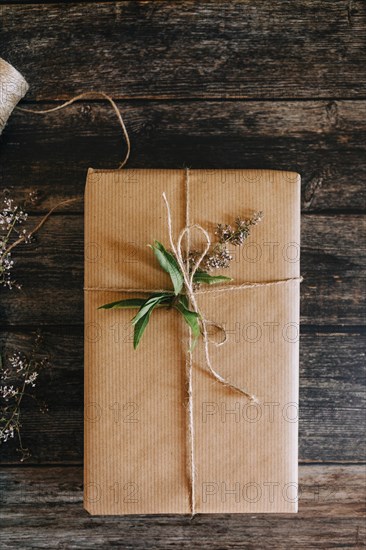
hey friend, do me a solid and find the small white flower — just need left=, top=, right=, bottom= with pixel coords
left=25, top=372, right=38, bottom=387
left=0, top=385, right=18, bottom=399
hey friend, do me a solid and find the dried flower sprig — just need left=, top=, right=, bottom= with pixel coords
left=0, top=196, right=30, bottom=289
left=216, top=211, right=263, bottom=246
left=206, top=211, right=263, bottom=270
left=100, top=212, right=262, bottom=348
left=0, top=194, right=77, bottom=289
left=0, top=332, right=50, bottom=461
left=0, top=192, right=74, bottom=459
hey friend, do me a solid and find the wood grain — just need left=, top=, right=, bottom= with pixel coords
left=0, top=465, right=365, bottom=548
left=0, top=214, right=364, bottom=326
left=1, top=100, right=365, bottom=213
left=0, top=329, right=364, bottom=464
left=0, top=0, right=365, bottom=544
left=1, top=1, right=366, bottom=100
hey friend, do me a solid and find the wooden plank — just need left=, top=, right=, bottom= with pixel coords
left=0, top=329, right=364, bottom=464
left=0, top=214, right=364, bottom=326
left=0, top=465, right=365, bottom=548
left=0, top=1, right=363, bottom=545
left=1, top=100, right=366, bottom=213
left=1, top=1, right=366, bottom=100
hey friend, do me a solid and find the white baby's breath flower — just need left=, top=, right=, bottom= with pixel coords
left=25, top=372, right=38, bottom=387
left=1, top=332, right=50, bottom=460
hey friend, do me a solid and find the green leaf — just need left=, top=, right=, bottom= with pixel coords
left=174, top=299, right=200, bottom=339
left=179, top=294, right=189, bottom=309
left=99, top=292, right=175, bottom=349
left=132, top=293, right=171, bottom=325
left=133, top=294, right=168, bottom=348
left=192, top=271, right=233, bottom=285
left=133, top=309, right=153, bottom=349
left=98, top=298, right=147, bottom=310
left=150, top=240, right=183, bottom=295
left=175, top=299, right=201, bottom=351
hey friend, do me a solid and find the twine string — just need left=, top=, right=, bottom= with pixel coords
left=84, top=279, right=303, bottom=295
left=163, top=180, right=253, bottom=517
left=16, top=91, right=130, bottom=168
left=183, top=168, right=195, bottom=517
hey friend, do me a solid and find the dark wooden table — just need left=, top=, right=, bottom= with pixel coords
left=1, top=2, right=365, bottom=548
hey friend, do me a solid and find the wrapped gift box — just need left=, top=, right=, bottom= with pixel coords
left=84, top=169, right=300, bottom=514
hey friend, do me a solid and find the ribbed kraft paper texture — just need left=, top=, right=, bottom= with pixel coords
left=84, top=169, right=300, bottom=515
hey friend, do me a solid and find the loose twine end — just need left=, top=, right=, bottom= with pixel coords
left=16, top=91, right=130, bottom=169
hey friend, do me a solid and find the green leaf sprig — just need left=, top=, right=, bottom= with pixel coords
left=99, top=212, right=262, bottom=348
left=99, top=240, right=232, bottom=348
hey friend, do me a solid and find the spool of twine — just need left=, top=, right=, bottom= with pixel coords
left=0, top=58, right=29, bottom=134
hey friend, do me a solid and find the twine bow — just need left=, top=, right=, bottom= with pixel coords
left=162, top=188, right=259, bottom=402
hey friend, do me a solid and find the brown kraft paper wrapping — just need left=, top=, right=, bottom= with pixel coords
left=84, top=169, right=301, bottom=514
